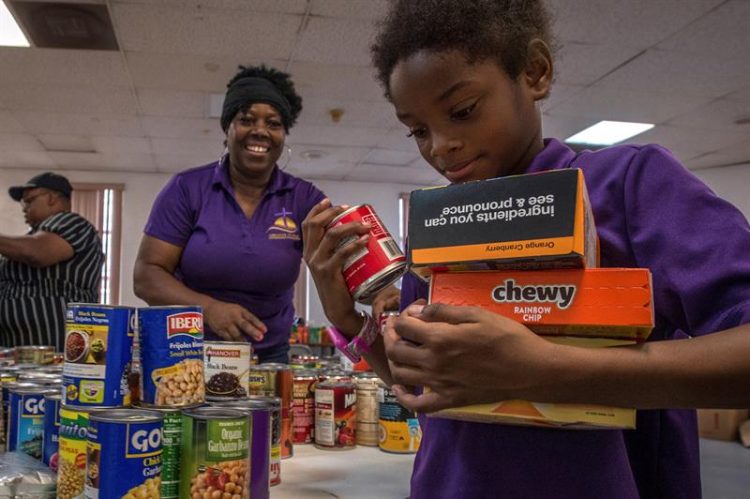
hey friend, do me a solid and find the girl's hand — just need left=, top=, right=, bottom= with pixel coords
left=383, top=301, right=557, bottom=413
left=302, top=199, right=372, bottom=335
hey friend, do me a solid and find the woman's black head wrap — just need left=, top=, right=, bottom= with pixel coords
left=220, top=77, right=292, bottom=133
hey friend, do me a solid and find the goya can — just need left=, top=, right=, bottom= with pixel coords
left=314, top=379, right=356, bottom=450
left=143, top=405, right=196, bottom=499
left=326, top=204, right=406, bottom=302
left=291, top=370, right=317, bottom=444
left=7, top=385, right=51, bottom=458
left=180, top=406, right=251, bottom=499
left=84, top=409, right=164, bottom=499
left=42, top=392, right=62, bottom=469
left=378, top=382, right=421, bottom=454
left=248, top=363, right=293, bottom=459
left=16, top=345, right=55, bottom=365
left=58, top=405, right=100, bottom=499
left=353, top=372, right=380, bottom=447
left=204, top=341, right=251, bottom=398
left=138, top=306, right=205, bottom=407
left=209, top=398, right=274, bottom=499
left=63, top=304, right=134, bottom=407
left=1, top=381, right=37, bottom=452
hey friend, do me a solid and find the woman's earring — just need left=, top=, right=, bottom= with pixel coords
left=281, top=145, right=293, bottom=170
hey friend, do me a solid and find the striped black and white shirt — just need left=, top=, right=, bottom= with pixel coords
left=0, top=211, right=104, bottom=351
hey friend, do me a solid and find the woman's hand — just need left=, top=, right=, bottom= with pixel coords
left=383, top=301, right=558, bottom=413
left=302, top=199, right=372, bottom=336
left=204, top=301, right=267, bottom=342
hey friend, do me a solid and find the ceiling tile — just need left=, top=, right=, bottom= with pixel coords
left=669, top=98, right=750, bottom=130
left=151, top=137, right=224, bottom=159
left=113, top=0, right=307, bottom=13
left=140, top=116, right=223, bottom=140
left=310, top=0, right=389, bottom=20
left=632, top=124, right=749, bottom=162
left=541, top=83, right=587, bottom=112
left=0, top=84, right=138, bottom=115
left=296, top=97, right=398, bottom=128
left=0, top=111, right=25, bottom=133
left=92, top=137, right=152, bottom=155
left=288, top=61, right=384, bottom=102
left=344, top=164, right=443, bottom=185
left=112, top=3, right=300, bottom=58
left=376, top=127, right=418, bottom=154
left=294, top=17, right=376, bottom=66
left=0, top=151, right=55, bottom=169
left=684, top=138, right=750, bottom=170
left=596, top=49, right=750, bottom=98
left=38, top=135, right=96, bottom=153
left=657, top=0, right=750, bottom=61
left=0, top=133, right=44, bottom=152
left=555, top=42, right=645, bottom=86
left=548, top=0, right=723, bottom=48
left=50, top=151, right=156, bottom=171
left=137, top=88, right=207, bottom=118
left=548, top=84, right=706, bottom=124
left=154, top=152, right=215, bottom=173
left=13, top=112, right=144, bottom=137
left=0, top=48, right=129, bottom=88
left=287, top=124, right=386, bottom=148
left=362, top=149, right=421, bottom=167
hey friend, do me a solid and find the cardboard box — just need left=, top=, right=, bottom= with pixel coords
left=431, top=399, right=636, bottom=429
left=698, top=409, right=749, bottom=441
left=429, top=268, right=655, bottom=343
left=408, top=169, right=597, bottom=281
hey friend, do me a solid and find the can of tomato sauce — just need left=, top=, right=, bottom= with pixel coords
left=291, top=370, right=317, bottom=444
left=314, top=379, right=356, bottom=450
left=63, top=304, right=134, bottom=407
left=326, top=204, right=406, bottom=302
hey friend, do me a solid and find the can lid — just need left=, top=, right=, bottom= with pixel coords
left=246, top=395, right=282, bottom=407
left=254, top=363, right=290, bottom=371
left=67, top=303, right=134, bottom=310
left=9, top=385, right=54, bottom=395
left=208, top=398, right=277, bottom=412
left=60, top=403, right=119, bottom=414
left=204, top=341, right=251, bottom=348
left=327, top=204, right=367, bottom=228
left=43, top=392, right=63, bottom=401
left=90, top=408, right=164, bottom=423
left=137, top=305, right=202, bottom=311
left=292, top=369, right=319, bottom=378
left=182, top=406, right=249, bottom=420
left=135, top=402, right=201, bottom=413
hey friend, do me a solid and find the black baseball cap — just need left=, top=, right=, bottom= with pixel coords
left=9, top=172, right=73, bottom=201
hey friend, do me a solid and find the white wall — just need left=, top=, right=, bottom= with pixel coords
left=0, top=167, right=424, bottom=325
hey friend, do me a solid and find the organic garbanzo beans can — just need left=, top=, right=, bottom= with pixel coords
left=180, top=406, right=251, bottom=499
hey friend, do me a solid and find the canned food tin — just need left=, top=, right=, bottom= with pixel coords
left=8, top=385, right=52, bottom=458
left=354, top=373, right=380, bottom=446
left=2, top=381, right=37, bottom=452
left=42, top=392, right=62, bottom=469
left=247, top=396, right=282, bottom=486
left=84, top=409, right=164, bottom=499
left=63, top=304, right=134, bottom=407
left=314, top=379, right=357, bottom=450
left=0, top=347, right=14, bottom=359
left=138, top=306, right=205, bottom=407
left=204, top=341, right=252, bottom=398
left=208, top=398, right=274, bottom=499
left=18, top=372, right=64, bottom=385
left=180, top=406, right=251, bottom=499
left=248, top=363, right=293, bottom=459
left=16, top=345, right=55, bottom=365
left=141, top=404, right=198, bottom=499
left=292, top=370, right=317, bottom=444
left=378, top=383, right=421, bottom=454
left=327, top=204, right=406, bottom=302
left=58, top=405, right=103, bottom=499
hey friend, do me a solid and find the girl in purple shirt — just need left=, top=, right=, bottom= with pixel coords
left=303, top=1, right=750, bottom=497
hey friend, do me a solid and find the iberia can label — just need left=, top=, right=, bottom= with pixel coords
left=327, top=204, right=406, bottom=302
left=180, top=406, right=251, bottom=499
left=84, top=409, right=163, bottom=499
left=138, top=306, right=205, bottom=407
left=314, top=379, right=356, bottom=450
left=63, top=304, right=134, bottom=407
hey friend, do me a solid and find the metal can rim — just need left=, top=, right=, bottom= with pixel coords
left=326, top=204, right=368, bottom=229
left=89, top=408, right=164, bottom=423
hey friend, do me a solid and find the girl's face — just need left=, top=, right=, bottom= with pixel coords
left=226, top=103, right=286, bottom=180
left=389, top=49, right=548, bottom=183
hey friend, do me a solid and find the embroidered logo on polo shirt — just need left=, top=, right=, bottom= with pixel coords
left=267, top=208, right=301, bottom=240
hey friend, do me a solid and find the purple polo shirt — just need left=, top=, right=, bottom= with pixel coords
left=144, top=158, right=325, bottom=353
left=402, top=139, right=750, bottom=498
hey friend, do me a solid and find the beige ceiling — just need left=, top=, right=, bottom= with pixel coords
left=0, top=0, right=749, bottom=185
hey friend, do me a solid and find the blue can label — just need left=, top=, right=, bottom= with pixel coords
left=63, top=305, right=134, bottom=407
left=85, top=418, right=163, bottom=498
left=139, top=307, right=205, bottom=406
left=8, top=391, right=45, bottom=458
left=42, top=395, right=61, bottom=469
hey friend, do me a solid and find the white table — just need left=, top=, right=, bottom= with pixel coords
left=272, top=444, right=415, bottom=498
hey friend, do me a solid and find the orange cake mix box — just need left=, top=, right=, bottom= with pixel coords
left=407, top=169, right=597, bottom=281
left=428, top=268, right=654, bottom=343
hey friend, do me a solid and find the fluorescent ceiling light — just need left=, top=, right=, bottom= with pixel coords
left=565, top=120, right=654, bottom=146
left=0, top=1, right=29, bottom=47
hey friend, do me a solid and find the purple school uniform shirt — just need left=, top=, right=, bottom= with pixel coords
left=145, top=158, right=325, bottom=353
left=402, top=139, right=750, bottom=498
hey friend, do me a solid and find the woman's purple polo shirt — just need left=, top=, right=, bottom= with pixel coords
left=402, top=139, right=750, bottom=498
left=144, top=159, right=325, bottom=353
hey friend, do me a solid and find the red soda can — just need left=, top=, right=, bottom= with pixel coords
left=327, top=204, right=406, bottom=302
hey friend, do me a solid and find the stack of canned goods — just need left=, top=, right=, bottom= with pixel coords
left=248, top=363, right=293, bottom=460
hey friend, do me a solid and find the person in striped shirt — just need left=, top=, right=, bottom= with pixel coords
left=0, top=172, right=104, bottom=351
